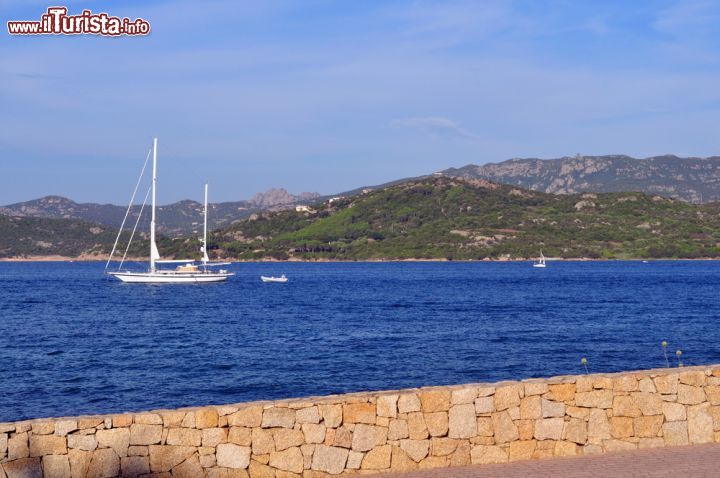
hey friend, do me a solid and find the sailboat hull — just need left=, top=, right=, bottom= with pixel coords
left=108, top=272, right=233, bottom=283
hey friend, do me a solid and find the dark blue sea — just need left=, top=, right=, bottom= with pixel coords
left=1, top=261, right=719, bottom=422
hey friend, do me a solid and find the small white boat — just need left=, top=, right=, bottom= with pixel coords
left=532, top=251, right=547, bottom=268
left=261, top=274, right=288, bottom=283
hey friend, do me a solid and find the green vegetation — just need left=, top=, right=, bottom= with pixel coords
left=5, top=177, right=720, bottom=261
left=196, top=177, right=720, bottom=261
left=0, top=215, right=119, bottom=258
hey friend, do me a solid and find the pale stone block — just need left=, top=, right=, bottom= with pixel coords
left=610, top=417, right=634, bottom=439
left=312, top=445, right=348, bottom=474
left=29, top=434, right=67, bottom=457
left=567, top=406, right=590, bottom=419
left=69, top=449, right=92, bottom=478
left=361, top=444, right=391, bottom=469
left=388, top=419, right=409, bottom=440
left=399, top=439, right=429, bottom=462
left=534, top=418, right=564, bottom=441
left=519, top=396, right=541, bottom=420
left=477, top=386, right=496, bottom=397
left=613, top=375, right=639, bottom=392
left=296, top=406, right=321, bottom=424
left=516, top=419, right=534, bottom=440
left=451, top=388, right=478, bottom=405
left=2, top=457, right=42, bottom=477
left=397, top=394, right=421, bottom=414
left=8, top=432, right=29, bottom=459
left=430, top=437, right=458, bottom=456
left=476, top=417, right=493, bottom=437
left=347, top=450, right=364, bottom=469
left=508, top=440, right=536, bottom=461
left=319, top=404, right=343, bottom=428
left=663, top=402, right=687, bottom=422
left=470, top=445, right=507, bottom=464
left=202, top=427, right=228, bottom=448
left=639, top=377, right=657, bottom=393
left=575, top=377, right=593, bottom=393
left=159, top=411, right=184, bottom=428
left=391, top=445, right=417, bottom=472
left=377, top=395, right=398, bottom=418
left=87, top=448, right=120, bottom=477
left=42, top=454, right=71, bottom=477
left=678, top=384, right=706, bottom=405
left=273, top=428, right=304, bottom=451
left=31, top=422, right=54, bottom=435
left=491, top=411, right=518, bottom=444
left=121, top=455, right=150, bottom=477
left=418, top=390, right=451, bottom=413
left=420, top=455, right=448, bottom=469
left=575, top=390, right=613, bottom=408
left=229, top=406, right=263, bottom=428
left=127, top=445, right=148, bottom=456
left=554, top=441, right=578, bottom=456
left=262, top=408, right=296, bottom=428
left=407, top=412, right=428, bottom=440
left=563, top=418, right=587, bottom=445
left=474, top=396, right=495, bottom=414
left=333, top=425, right=352, bottom=448
left=688, top=404, right=714, bottom=444
left=541, top=399, right=565, bottom=418
left=524, top=382, right=548, bottom=396
left=448, top=404, right=477, bottom=439
left=662, top=421, right=689, bottom=446
left=134, top=413, right=162, bottom=425
left=494, top=385, right=521, bottom=411
left=548, top=383, right=576, bottom=402
left=228, top=427, right=251, bottom=446
left=351, top=424, right=387, bottom=452
left=705, top=386, right=720, bottom=405
left=172, top=455, right=203, bottom=477
left=269, top=447, right=304, bottom=474
left=96, top=428, right=131, bottom=457
left=195, top=408, right=219, bottom=429
left=633, top=416, right=663, bottom=438
left=612, top=396, right=641, bottom=418
left=129, top=424, right=162, bottom=446
left=343, top=403, right=376, bottom=425
left=251, top=428, right=275, bottom=455
left=302, top=423, right=326, bottom=444
left=631, top=392, right=664, bottom=416
left=449, top=441, right=471, bottom=466
left=593, top=376, right=614, bottom=389
left=67, top=433, right=97, bottom=451
left=216, top=443, right=251, bottom=469
left=654, top=374, right=679, bottom=394
left=424, top=412, right=448, bottom=437
left=679, top=371, right=706, bottom=387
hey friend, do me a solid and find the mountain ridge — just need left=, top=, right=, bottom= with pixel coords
left=442, top=154, right=720, bottom=203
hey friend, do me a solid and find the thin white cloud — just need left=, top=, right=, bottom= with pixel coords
left=390, top=116, right=481, bottom=140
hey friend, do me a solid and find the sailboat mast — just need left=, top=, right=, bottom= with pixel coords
left=203, top=183, right=208, bottom=266
left=150, top=138, right=158, bottom=273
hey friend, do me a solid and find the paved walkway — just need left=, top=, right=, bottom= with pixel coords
left=372, top=443, right=720, bottom=478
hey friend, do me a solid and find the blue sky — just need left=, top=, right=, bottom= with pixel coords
left=1, top=0, right=720, bottom=204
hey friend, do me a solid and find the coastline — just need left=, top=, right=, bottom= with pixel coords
left=1, top=256, right=718, bottom=263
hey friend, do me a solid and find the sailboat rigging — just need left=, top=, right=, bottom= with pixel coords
left=106, top=138, right=234, bottom=283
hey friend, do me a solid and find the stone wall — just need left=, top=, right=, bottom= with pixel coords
left=2, top=365, right=720, bottom=477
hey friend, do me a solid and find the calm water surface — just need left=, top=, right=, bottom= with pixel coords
left=1, top=261, right=719, bottom=422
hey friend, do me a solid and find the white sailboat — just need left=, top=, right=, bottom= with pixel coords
left=532, top=251, right=547, bottom=268
left=261, top=274, right=288, bottom=283
left=106, top=138, right=233, bottom=283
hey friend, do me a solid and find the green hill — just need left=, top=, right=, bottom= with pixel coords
left=205, top=177, right=720, bottom=260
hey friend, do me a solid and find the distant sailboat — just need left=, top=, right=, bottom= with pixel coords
left=106, top=138, right=233, bottom=283
left=533, top=251, right=547, bottom=268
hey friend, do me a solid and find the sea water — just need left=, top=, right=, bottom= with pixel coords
left=1, top=260, right=718, bottom=421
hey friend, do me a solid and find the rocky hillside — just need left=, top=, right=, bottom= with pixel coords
left=442, top=154, right=720, bottom=203
left=198, top=176, right=720, bottom=261
left=0, top=215, right=119, bottom=258
left=0, top=188, right=319, bottom=237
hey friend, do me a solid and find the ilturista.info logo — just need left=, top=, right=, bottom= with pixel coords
left=7, top=6, right=150, bottom=36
